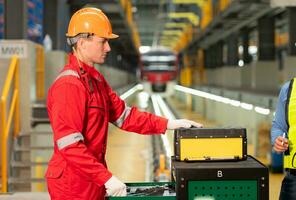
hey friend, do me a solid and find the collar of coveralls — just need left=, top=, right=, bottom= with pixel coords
left=67, top=53, right=101, bottom=81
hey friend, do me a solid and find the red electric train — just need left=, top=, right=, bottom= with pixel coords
left=140, top=47, right=178, bottom=95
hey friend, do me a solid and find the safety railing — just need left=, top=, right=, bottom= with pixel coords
left=1, top=55, right=20, bottom=193
left=36, top=44, right=45, bottom=100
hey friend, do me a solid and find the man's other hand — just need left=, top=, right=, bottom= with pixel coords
left=273, top=136, right=288, bottom=153
left=104, top=176, right=127, bottom=196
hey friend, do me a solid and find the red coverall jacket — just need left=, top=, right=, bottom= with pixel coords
left=46, top=54, right=168, bottom=200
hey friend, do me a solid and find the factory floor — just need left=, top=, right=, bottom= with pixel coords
left=0, top=95, right=284, bottom=199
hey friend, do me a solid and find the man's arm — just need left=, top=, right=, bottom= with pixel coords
left=271, top=81, right=289, bottom=151
left=106, top=82, right=202, bottom=134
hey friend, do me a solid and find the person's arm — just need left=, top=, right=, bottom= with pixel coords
left=49, top=81, right=112, bottom=185
left=271, top=82, right=289, bottom=152
left=106, top=82, right=202, bottom=133
left=109, top=92, right=168, bottom=134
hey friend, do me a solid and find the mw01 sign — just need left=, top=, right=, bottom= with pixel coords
left=0, top=43, right=28, bottom=58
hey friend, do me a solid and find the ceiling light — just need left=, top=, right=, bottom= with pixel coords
left=139, top=46, right=151, bottom=53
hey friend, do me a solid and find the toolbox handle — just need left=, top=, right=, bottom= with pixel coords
left=184, top=156, right=241, bottom=162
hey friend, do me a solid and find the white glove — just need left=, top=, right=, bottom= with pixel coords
left=104, top=176, right=127, bottom=196
left=167, top=119, right=203, bottom=130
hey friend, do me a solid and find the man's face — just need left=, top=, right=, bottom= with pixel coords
left=80, top=35, right=111, bottom=64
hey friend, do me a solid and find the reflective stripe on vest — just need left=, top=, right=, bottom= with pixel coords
left=285, top=78, right=296, bottom=169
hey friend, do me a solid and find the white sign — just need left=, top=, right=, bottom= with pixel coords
left=271, top=0, right=296, bottom=7
left=0, top=43, right=28, bottom=58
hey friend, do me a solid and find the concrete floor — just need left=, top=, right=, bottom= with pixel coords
left=0, top=192, right=50, bottom=200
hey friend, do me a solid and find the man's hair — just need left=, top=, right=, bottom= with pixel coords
left=66, top=33, right=94, bottom=47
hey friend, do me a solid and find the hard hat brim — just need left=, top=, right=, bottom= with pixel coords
left=107, top=33, right=119, bottom=39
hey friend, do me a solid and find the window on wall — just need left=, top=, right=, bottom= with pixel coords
left=0, top=0, right=4, bottom=39
left=27, top=0, right=43, bottom=43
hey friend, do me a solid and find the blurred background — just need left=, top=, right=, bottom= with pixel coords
left=1, top=0, right=296, bottom=199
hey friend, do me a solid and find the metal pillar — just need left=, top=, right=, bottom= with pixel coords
left=205, top=46, right=219, bottom=69
left=205, top=48, right=210, bottom=68
left=287, top=7, right=296, bottom=56
left=242, top=29, right=251, bottom=64
left=4, top=0, right=26, bottom=39
left=258, top=15, right=275, bottom=60
left=208, top=46, right=215, bottom=68
left=43, top=0, right=57, bottom=49
left=43, top=0, right=70, bottom=51
left=227, top=33, right=238, bottom=66
left=216, top=41, right=224, bottom=67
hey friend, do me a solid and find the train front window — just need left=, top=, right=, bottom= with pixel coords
left=142, top=55, right=176, bottom=71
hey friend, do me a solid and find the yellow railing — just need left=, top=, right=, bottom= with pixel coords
left=1, top=55, right=20, bottom=193
left=36, top=44, right=45, bottom=100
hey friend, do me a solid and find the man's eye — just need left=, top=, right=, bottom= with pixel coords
left=98, top=40, right=107, bottom=44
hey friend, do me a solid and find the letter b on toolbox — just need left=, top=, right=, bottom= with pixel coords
left=217, top=170, right=223, bottom=178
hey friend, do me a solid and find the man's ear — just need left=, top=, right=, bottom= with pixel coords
left=76, top=38, right=85, bottom=50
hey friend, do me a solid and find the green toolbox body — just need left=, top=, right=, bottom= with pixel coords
left=107, top=182, right=176, bottom=200
left=172, top=155, right=269, bottom=200
left=174, top=128, right=247, bottom=161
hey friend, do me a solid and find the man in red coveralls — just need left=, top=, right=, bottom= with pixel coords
left=46, top=7, right=202, bottom=200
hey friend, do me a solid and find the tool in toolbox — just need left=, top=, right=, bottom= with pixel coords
left=127, top=184, right=175, bottom=197
left=107, top=182, right=176, bottom=199
left=174, top=127, right=247, bottom=161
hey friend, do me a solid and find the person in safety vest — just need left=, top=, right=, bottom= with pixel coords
left=45, top=7, right=203, bottom=200
left=272, top=78, right=296, bottom=199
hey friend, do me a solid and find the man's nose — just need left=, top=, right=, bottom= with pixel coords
left=105, top=42, right=111, bottom=52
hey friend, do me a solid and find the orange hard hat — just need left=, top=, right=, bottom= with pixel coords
left=66, top=7, right=118, bottom=39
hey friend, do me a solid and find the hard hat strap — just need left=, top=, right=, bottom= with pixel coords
left=72, top=47, right=94, bottom=93
left=72, top=47, right=85, bottom=74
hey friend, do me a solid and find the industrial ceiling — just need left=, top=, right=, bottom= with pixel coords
left=67, top=0, right=281, bottom=55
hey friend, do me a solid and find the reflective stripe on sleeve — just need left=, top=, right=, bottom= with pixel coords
left=113, top=104, right=131, bottom=128
left=56, top=132, right=84, bottom=150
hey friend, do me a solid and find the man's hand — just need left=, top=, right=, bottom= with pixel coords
left=167, top=119, right=203, bottom=130
left=104, top=176, right=127, bottom=196
left=273, top=135, right=288, bottom=153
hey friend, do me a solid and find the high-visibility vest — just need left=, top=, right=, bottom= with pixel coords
left=284, top=78, right=296, bottom=169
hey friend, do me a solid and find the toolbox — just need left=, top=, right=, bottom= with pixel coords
left=107, top=182, right=176, bottom=200
left=172, top=155, right=269, bottom=200
left=174, top=128, right=247, bottom=161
